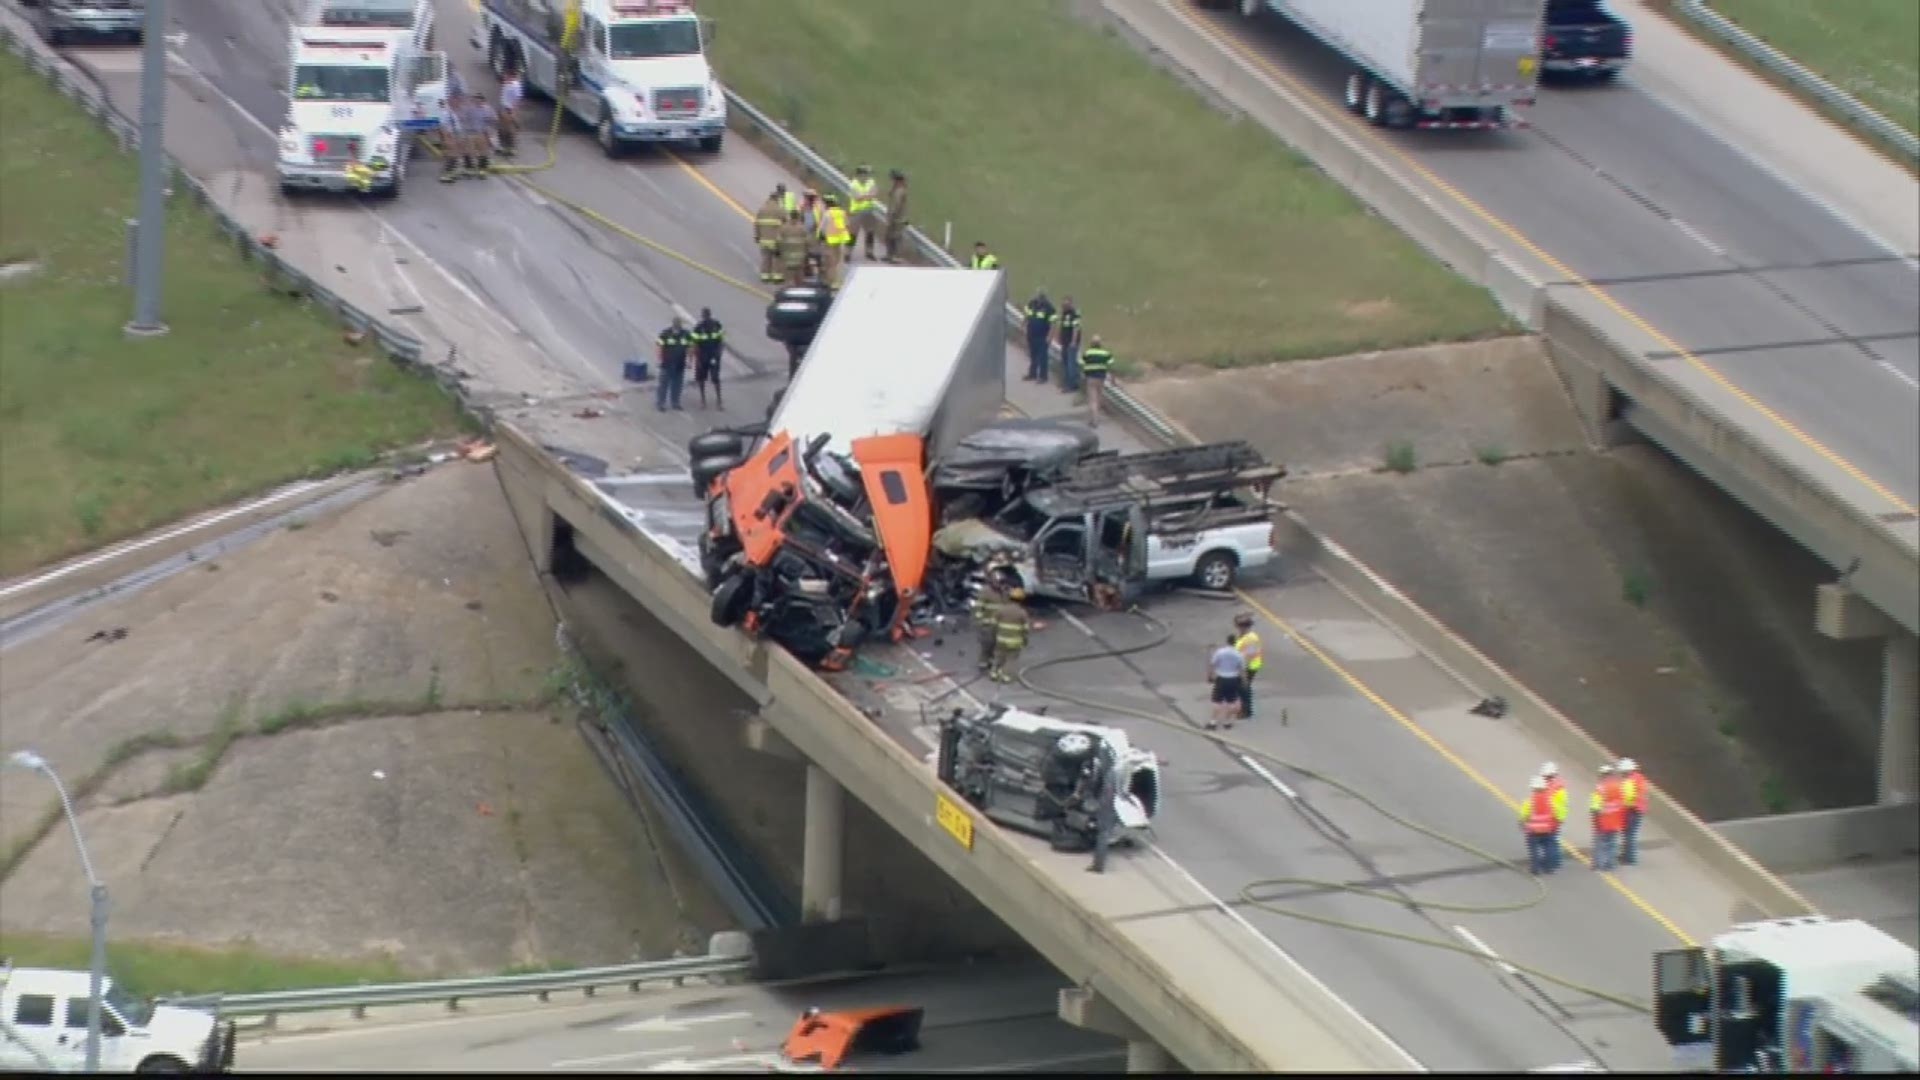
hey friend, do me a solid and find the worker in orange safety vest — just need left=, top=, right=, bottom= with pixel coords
left=1618, top=757, right=1649, bottom=866
left=1589, top=763, right=1626, bottom=871
left=1539, top=762, right=1568, bottom=871
left=1517, top=776, right=1562, bottom=875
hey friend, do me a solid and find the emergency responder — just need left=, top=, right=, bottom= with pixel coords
left=847, top=165, right=880, bottom=261
left=1079, top=336, right=1113, bottom=427
left=971, top=573, right=1008, bottom=671
left=820, top=194, right=853, bottom=288
left=754, top=189, right=787, bottom=283
left=778, top=182, right=799, bottom=217
left=883, top=169, right=910, bottom=263
left=1057, top=296, right=1083, bottom=393
left=988, top=588, right=1032, bottom=683
left=344, top=148, right=376, bottom=194
left=1618, top=757, right=1648, bottom=866
left=777, top=210, right=811, bottom=286
left=691, top=307, right=725, bottom=410
left=497, top=68, right=524, bottom=158
left=1088, top=737, right=1119, bottom=874
left=1233, top=612, right=1263, bottom=721
left=801, top=188, right=826, bottom=266
left=1519, top=776, right=1559, bottom=875
left=437, top=95, right=467, bottom=182
left=970, top=241, right=999, bottom=270
left=1539, top=762, right=1568, bottom=871
left=1023, top=291, right=1056, bottom=383
left=654, top=316, right=693, bottom=412
left=1590, top=763, right=1626, bottom=871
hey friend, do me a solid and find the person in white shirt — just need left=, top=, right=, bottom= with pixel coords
left=497, top=69, right=523, bottom=158
left=1206, top=634, right=1246, bottom=732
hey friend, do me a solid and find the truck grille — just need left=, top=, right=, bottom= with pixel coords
left=310, top=134, right=362, bottom=163
left=653, top=86, right=703, bottom=118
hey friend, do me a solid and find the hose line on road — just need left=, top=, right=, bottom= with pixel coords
left=1013, top=611, right=1653, bottom=1016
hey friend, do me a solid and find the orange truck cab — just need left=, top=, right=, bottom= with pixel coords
left=780, top=1005, right=925, bottom=1070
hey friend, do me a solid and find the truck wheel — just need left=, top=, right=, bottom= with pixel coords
left=688, top=431, right=747, bottom=460
left=690, top=453, right=745, bottom=497
left=136, top=1056, right=188, bottom=1073
left=1194, top=551, right=1238, bottom=591
left=698, top=133, right=724, bottom=153
left=1343, top=72, right=1368, bottom=114
left=1363, top=82, right=1386, bottom=126
left=1238, top=0, right=1262, bottom=17
left=596, top=107, right=625, bottom=158
left=710, top=573, right=754, bottom=628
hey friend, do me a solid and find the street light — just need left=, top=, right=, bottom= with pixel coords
left=7, top=750, right=108, bottom=1073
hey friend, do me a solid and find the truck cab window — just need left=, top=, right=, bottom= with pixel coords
left=61, top=1000, right=126, bottom=1038
left=608, top=20, right=701, bottom=60
left=12, top=994, right=53, bottom=1026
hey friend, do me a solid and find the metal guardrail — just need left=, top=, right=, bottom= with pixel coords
left=157, top=954, right=752, bottom=1022
left=1673, top=0, right=1919, bottom=168
left=0, top=16, right=446, bottom=380
left=722, top=91, right=1183, bottom=447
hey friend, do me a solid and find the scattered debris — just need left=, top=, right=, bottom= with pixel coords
left=388, top=304, right=424, bottom=316
left=319, top=590, right=340, bottom=603
left=371, top=769, right=386, bottom=781
left=572, top=407, right=605, bottom=420
left=257, top=234, right=278, bottom=249
left=342, top=329, right=366, bottom=346
left=1469, top=696, right=1509, bottom=719
left=84, top=627, right=129, bottom=644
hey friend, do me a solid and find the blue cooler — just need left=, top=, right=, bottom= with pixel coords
left=622, top=360, right=650, bottom=383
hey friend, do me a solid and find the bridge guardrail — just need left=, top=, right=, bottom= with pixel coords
left=1673, top=1, right=1919, bottom=168
left=158, top=955, right=752, bottom=1023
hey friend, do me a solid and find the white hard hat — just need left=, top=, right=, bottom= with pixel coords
left=1598, top=763, right=1615, bottom=775
left=1618, top=757, right=1637, bottom=772
left=1540, top=761, right=1558, bottom=776
left=1530, top=776, right=1547, bottom=791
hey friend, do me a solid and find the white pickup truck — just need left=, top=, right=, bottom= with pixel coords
left=0, top=965, right=233, bottom=1073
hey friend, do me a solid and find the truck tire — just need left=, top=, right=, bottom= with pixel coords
left=775, top=284, right=834, bottom=309
left=1343, top=72, right=1368, bottom=114
left=690, top=453, right=745, bottom=497
left=699, top=133, right=724, bottom=153
left=1194, top=550, right=1239, bottom=591
left=136, top=1056, right=188, bottom=1073
left=596, top=106, right=626, bottom=159
left=1238, top=0, right=1262, bottom=17
left=710, top=573, right=754, bottom=628
left=1363, top=81, right=1387, bottom=126
left=766, top=299, right=824, bottom=332
left=688, top=431, right=747, bottom=460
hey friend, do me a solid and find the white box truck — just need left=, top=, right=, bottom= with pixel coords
left=1234, top=0, right=1546, bottom=130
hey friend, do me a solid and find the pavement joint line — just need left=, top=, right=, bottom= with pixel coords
left=1231, top=588, right=1697, bottom=948
left=1168, top=0, right=1917, bottom=518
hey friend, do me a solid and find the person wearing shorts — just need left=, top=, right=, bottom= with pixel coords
left=1206, top=634, right=1246, bottom=731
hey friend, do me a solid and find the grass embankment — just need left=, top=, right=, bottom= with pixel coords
left=0, top=51, right=468, bottom=578
left=1706, top=0, right=1918, bottom=138
left=0, top=932, right=408, bottom=999
left=699, top=0, right=1507, bottom=371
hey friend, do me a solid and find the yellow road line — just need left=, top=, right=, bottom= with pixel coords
left=1234, top=589, right=1695, bottom=947
left=664, top=149, right=755, bottom=221
left=1174, top=3, right=1914, bottom=518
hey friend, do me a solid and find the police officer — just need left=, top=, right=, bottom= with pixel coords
left=820, top=195, right=852, bottom=288
left=691, top=307, right=725, bottom=410
left=1087, top=737, right=1118, bottom=873
left=1057, top=296, right=1083, bottom=392
left=970, top=241, right=999, bottom=270
left=777, top=210, right=811, bottom=286
left=1233, top=612, right=1263, bottom=720
left=988, top=588, right=1031, bottom=683
left=1079, top=335, right=1113, bottom=427
left=1023, top=291, right=1056, bottom=384
left=754, top=188, right=786, bottom=283
left=883, top=169, right=910, bottom=264
left=847, top=165, right=880, bottom=261
left=654, top=316, right=692, bottom=412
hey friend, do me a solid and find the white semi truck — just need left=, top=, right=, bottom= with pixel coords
left=275, top=25, right=447, bottom=197
left=1232, top=0, right=1547, bottom=130
left=479, top=0, right=726, bottom=157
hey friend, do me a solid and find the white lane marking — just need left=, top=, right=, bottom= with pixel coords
left=1450, top=924, right=1518, bottom=977
left=1144, top=844, right=1425, bottom=1072
left=1668, top=218, right=1724, bottom=258
left=1236, top=753, right=1297, bottom=800
left=1061, top=611, right=1097, bottom=637
left=645, top=1050, right=800, bottom=1072
left=168, top=50, right=276, bottom=139
left=552, top=1044, right=694, bottom=1069
left=0, top=481, right=323, bottom=599
left=617, top=1010, right=753, bottom=1035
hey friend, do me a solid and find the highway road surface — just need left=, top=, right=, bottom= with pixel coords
left=52, top=0, right=1799, bottom=1069
left=1180, top=0, right=1920, bottom=517
left=234, top=962, right=1124, bottom=1072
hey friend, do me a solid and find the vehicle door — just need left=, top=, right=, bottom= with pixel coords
left=567, top=13, right=610, bottom=121
left=57, top=994, right=137, bottom=1071
left=1029, top=516, right=1091, bottom=602
left=402, top=49, right=448, bottom=132
left=3, top=990, right=67, bottom=1071
left=1144, top=522, right=1201, bottom=582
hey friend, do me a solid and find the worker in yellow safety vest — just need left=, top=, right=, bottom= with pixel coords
left=847, top=164, right=880, bottom=261
left=1233, top=612, right=1263, bottom=720
left=820, top=194, right=852, bottom=288
left=754, top=187, right=787, bottom=283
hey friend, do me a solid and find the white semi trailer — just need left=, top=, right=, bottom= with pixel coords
left=1235, top=0, right=1547, bottom=130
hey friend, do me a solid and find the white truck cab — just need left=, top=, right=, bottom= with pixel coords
left=0, top=964, right=233, bottom=1073
left=481, top=0, right=726, bottom=157
left=276, top=26, right=447, bottom=197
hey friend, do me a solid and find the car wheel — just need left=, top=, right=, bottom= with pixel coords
left=1195, top=551, right=1237, bottom=591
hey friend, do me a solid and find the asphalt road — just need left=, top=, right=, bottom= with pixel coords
left=233, top=961, right=1124, bottom=1072
left=1191, top=2, right=1920, bottom=511
left=58, top=0, right=1725, bottom=1069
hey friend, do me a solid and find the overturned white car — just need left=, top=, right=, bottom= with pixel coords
left=933, top=704, right=1160, bottom=853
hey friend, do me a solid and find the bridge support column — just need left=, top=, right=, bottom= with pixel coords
left=1879, top=632, right=1918, bottom=806
left=801, top=764, right=844, bottom=922
left=1059, top=986, right=1172, bottom=1073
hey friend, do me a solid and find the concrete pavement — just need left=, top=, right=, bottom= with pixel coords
left=233, top=961, right=1123, bottom=1072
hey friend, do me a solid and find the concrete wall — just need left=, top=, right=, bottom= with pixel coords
left=1716, top=804, right=1920, bottom=873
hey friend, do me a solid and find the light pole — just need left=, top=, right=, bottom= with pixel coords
left=125, top=0, right=169, bottom=337
left=7, top=751, right=108, bottom=1073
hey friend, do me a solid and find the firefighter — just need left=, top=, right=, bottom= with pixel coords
left=691, top=307, right=725, bottom=410
left=1023, top=290, right=1056, bottom=383
left=1590, top=763, right=1626, bottom=871
left=1618, top=757, right=1648, bottom=866
left=343, top=151, right=376, bottom=194
left=1233, top=612, right=1263, bottom=721
left=1539, top=762, right=1568, bottom=871
left=1079, top=336, right=1113, bottom=427
left=971, top=572, right=1009, bottom=670
left=1518, top=776, right=1559, bottom=875
left=988, top=588, right=1032, bottom=683
left=883, top=169, right=910, bottom=263
left=778, top=210, right=811, bottom=287
left=754, top=188, right=786, bottom=283
left=801, top=188, right=826, bottom=266
left=820, top=194, right=853, bottom=288
left=847, top=164, right=880, bottom=261
left=1088, top=738, right=1118, bottom=874
left=970, top=241, right=999, bottom=270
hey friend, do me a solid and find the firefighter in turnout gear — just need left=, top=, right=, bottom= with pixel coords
left=755, top=188, right=787, bottom=283
left=988, top=589, right=1032, bottom=683
left=777, top=210, right=811, bottom=286
left=971, top=575, right=1008, bottom=670
left=883, top=170, right=909, bottom=263
left=1088, top=738, right=1119, bottom=873
left=848, top=165, right=880, bottom=261
left=821, top=194, right=853, bottom=288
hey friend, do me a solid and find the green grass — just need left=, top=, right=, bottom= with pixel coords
left=0, top=51, right=468, bottom=578
left=701, top=0, right=1506, bottom=370
left=1707, top=0, right=1919, bottom=137
left=0, top=932, right=408, bottom=999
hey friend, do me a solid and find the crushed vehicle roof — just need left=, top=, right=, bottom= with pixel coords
left=931, top=418, right=1102, bottom=491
